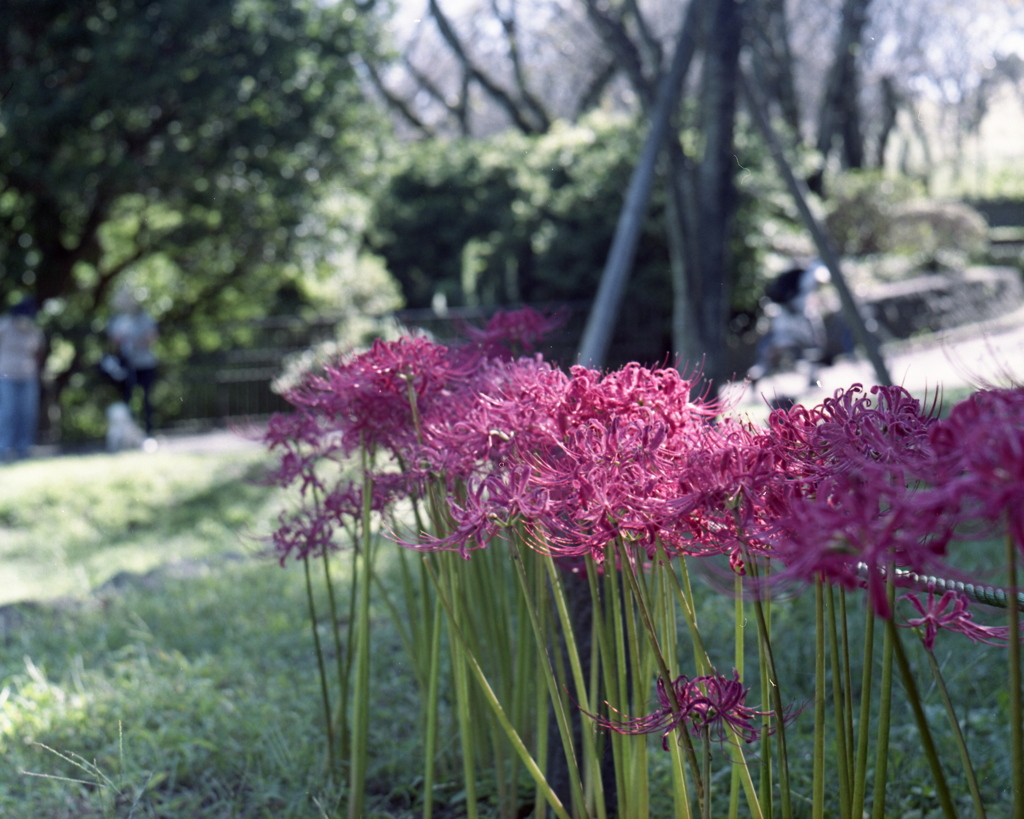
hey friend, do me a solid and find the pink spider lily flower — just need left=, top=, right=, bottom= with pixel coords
left=530, top=415, right=674, bottom=559
left=766, top=385, right=954, bottom=615
left=810, top=384, right=937, bottom=475
left=771, top=470, right=956, bottom=617
left=406, top=465, right=551, bottom=558
left=457, top=306, right=568, bottom=360
left=270, top=506, right=337, bottom=566
left=589, top=670, right=793, bottom=750
left=926, top=387, right=1024, bottom=552
left=555, top=363, right=718, bottom=444
left=284, top=335, right=479, bottom=460
left=261, top=409, right=340, bottom=495
left=420, top=357, right=564, bottom=478
left=898, top=586, right=1021, bottom=651
left=663, top=420, right=788, bottom=561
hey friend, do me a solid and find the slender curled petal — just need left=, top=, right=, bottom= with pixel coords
left=587, top=670, right=795, bottom=750
left=898, top=587, right=1021, bottom=651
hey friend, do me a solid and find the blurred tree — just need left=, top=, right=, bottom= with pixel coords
left=809, top=0, right=873, bottom=192
left=360, top=0, right=618, bottom=136
left=0, top=0, right=375, bottom=383
left=363, top=0, right=1023, bottom=380
left=366, top=115, right=681, bottom=364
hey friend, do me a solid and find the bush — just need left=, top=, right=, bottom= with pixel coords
left=887, top=199, right=990, bottom=268
left=824, top=171, right=925, bottom=255
left=823, top=171, right=990, bottom=268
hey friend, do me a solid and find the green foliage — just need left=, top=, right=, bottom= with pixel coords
left=367, top=113, right=788, bottom=365
left=0, top=565, right=350, bottom=818
left=886, top=200, right=990, bottom=269
left=0, top=0, right=381, bottom=434
left=367, top=114, right=677, bottom=363
left=824, top=171, right=993, bottom=275
left=823, top=171, right=926, bottom=256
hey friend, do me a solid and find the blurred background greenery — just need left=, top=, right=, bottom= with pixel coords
left=2, top=0, right=1023, bottom=443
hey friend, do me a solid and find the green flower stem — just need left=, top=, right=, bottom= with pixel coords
left=744, top=555, right=792, bottom=819
left=423, top=556, right=573, bottom=819
left=318, top=504, right=350, bottom=758
left=826, top=584, right=851, bottom=819
left=730, top=574, right=744, bottom=819
left=871, top=587, right=895, bottom=819
left=919, top=638, right=986, bottom=819
left=587, top=612, right=611, bottom=819
left=445, top=556, right=480, bottom=819
left=812, top=578, right=826, bottom=819
left=605, top=548, right=636, bottom=817
left=654, top=546, right=692, bottom=819
left=839, top=589, right=856, bottom=780
left=702, top=728, right=712, bottom=819
left=620, top=553, right=649, bottom=818
left=668, top=739, right=693, bottom=819
left=422, top=593, right=443, bottom=819
left=347, top=452, right=375, bottom=819
left=587, top=556, right=628, bottom=819
left=390, top=551, right=425, bottom=690
left=663, top=548, right=761, bottom=818
left=758, top=627, right=773, bottom=819
left=507, top=564, right=535, bottom=816
left=851, top=596, right=876, bottom=819
left=303, top=553, right=335, bottom=775
left=619, top=545, right=697, bottom=813
left=508, top=541, right=588, bottom=818
left=1008, top=531, right=1023, bottom=819
left=534, top=551, right=552, bottom=819
left=665, top=558, right=712, bottom=676
left=541, top=551, right=607, bottom=819
left=888, top=619, right=956, bottom=819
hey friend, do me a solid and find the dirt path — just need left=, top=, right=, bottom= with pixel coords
left=725, top=303, right=1024, bottom=417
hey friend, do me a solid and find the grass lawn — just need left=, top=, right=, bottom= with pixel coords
left=1, top=449, right=347, bottom=817
left=0, top=444, right=1019, bottom=817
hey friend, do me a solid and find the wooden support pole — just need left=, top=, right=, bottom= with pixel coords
left=739, top=64, right=893, bottom=387
left=576, top=0, right=704, bottom=368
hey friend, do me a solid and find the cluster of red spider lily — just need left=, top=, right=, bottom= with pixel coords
left=263, top=308, right=1024, bottom=745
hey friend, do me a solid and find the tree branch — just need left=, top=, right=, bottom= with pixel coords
left=488, top=0, right=551, bottom=132
left=580, top=0, right=654, bottom=107
left=361, top=56, right=437, bottom=136
left=427, top=0, right=545, bottom=133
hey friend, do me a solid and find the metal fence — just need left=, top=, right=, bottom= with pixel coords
left=150, top=299, right=680, bottom=431
left=151, top=303, right=590, bottom=431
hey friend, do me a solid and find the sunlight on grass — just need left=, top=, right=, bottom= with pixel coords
left=0, top=450, right=277, bottom=606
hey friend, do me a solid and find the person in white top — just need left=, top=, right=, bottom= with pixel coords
left=108, top=288, right=159, bottom=436
left=0, top=297, right=46, bottom=460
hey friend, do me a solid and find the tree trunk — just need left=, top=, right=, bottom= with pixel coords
left=664, top=140, right=703, bottom=372
left=874, top=74, right=900, bottom=168
left=748, top=0, right=801, bottom=137
left=576, top=0, right=703, bottom=368
left=741, top=65, right=893, bottom=387
left=812, top=0, right=873, bottom=192
left=689, top=0, right=743, bottom=386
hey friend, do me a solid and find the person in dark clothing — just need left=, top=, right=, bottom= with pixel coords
left=747, top=261, right=828, bottom=385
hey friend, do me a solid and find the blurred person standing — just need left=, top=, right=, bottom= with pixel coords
left=108, top=288, right=159, bottom=439
left=0, top=297, right=46, bottom=461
